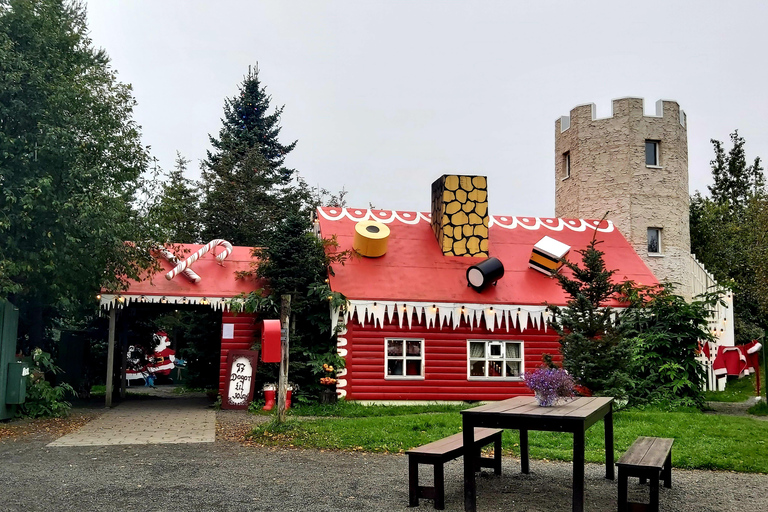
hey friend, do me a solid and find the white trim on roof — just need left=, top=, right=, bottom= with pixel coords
left=340, top=300, right=551, bottom=333
left=99, top=293, right=233, bottom=311
left=332, top=300, right=622, bottom=334
left=317, top=208, right=614, bottom=233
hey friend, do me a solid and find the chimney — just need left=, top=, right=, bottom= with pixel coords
left=430, top=175, right=489, bottom=257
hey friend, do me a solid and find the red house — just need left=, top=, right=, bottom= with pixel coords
left=316, top=175, right=656, bottom=403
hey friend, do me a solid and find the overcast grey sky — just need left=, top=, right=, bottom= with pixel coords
left=84, top=1, right=768, bottom=217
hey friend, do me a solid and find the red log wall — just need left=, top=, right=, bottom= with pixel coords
left=219, top=312, right=258, bottom=396
left=343, top=312, right=561, bottom=401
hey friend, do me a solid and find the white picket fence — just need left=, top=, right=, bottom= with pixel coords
left=690, top=254, right=734, bottom=391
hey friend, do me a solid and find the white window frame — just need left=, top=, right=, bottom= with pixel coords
left=385, top=338, right=425, bottom=380
left=562, top=151, right=571, bottom=180
left=467, top=340, right=524, bottom=380
left=645, top=140, right=661, bottom=167
left=647, top=227, right=662, bottom=255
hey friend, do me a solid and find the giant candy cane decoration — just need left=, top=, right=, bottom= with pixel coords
left=165, top=239, right=233, bottom=282
left=159, top=249, right=202, bottom=283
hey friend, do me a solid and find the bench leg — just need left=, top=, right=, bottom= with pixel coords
left=408, top=457, right=419, bottom=507
left=618, top=467, right=628, bottom=512
left=663, top=450, right=672, bottom=489
left=650, top=476, right=660, bottom=512
left=434, top=463, right=445, bottom=510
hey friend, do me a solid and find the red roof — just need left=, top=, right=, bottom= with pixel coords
left=317, top=208, right=656, bottom=307
left=101, top=244, right=264, bottom=305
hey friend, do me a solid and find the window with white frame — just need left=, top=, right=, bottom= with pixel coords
left=385, top=338, right=424, bottom=379
left=647, top=227, right=662, bottom=254
left=645, top=140, right=660, bottom=166
left=563, top=151, right=571, bottom=179
left=468, top=340, right=523, bottom=379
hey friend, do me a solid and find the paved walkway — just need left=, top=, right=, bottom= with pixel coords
left=47, top=396, right=215, bottom=447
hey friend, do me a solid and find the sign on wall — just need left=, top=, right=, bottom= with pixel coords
left=222, top=350, right=259, bottom=409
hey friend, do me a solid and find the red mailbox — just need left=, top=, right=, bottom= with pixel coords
left=261, top=319, right=281, bottom=363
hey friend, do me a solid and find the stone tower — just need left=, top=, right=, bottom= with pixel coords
left=554, top=98, right=691, bottom=298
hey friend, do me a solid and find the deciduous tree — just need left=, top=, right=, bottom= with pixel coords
left=0, top=0, right=155, bottom=348
left=690, top=130, right=767, bottom=342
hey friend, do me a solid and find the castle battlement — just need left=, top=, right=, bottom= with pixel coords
left=558, top=97, right=686, bottom=133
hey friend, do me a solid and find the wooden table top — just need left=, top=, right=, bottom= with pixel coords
left=461, top=396, right=613, bottom=420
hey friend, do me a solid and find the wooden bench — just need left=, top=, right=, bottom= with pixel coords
left=406, top=427, right=502, bottom=510
left=616, top=436, right=674, bottom=512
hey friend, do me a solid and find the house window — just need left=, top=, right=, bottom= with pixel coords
left=385, top=338, right=424, bottom=379
left=647, top=227, right=662, bottom=254
left=645, top=140, right=660, bottom=166
left=468, top=340, right=523, bottom=379
left=563, top=151, right=571, bottom=179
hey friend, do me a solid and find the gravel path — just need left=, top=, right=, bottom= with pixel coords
left=0, top=402, right=766, bottom=511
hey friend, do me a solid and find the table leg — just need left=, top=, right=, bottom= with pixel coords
left=463, top=417, right=476, bottom=512
left=573, top=429, right=585, bottom=512
left=520, top=428, right=529, bottom=474
left=604, top=406, right=615, bottom=480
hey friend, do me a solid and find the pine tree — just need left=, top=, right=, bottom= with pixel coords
left=548, top=237, right=632, bottom=398
left=200, top=66, right=297, bottom=245
left=150, top=152, right=201, bottom=243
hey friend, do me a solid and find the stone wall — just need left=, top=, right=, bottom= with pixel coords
left=555, top=98, right=692, bottom=298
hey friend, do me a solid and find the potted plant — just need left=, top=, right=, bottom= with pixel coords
left=523, top=367, right=576, bottom=406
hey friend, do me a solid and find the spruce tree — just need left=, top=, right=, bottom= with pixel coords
left=150, top=153, right=202, bottom=243
left=548, top=237, right=632, bottom=398
left=200, top=66, right=297, bottom=245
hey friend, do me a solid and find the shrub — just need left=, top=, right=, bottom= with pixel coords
left=17, top=349, right=75, bottom=418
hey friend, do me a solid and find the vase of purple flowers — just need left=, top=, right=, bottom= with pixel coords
left=523, top=368, right=576, bottom=406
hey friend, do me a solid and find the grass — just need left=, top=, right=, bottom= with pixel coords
left=704, top=373, right=765, bottom=402
left=748, top=400, right=768, bottom=416
left=282, top=400, right=472, bottom=417
left=248, top=404, right=768, bottom=473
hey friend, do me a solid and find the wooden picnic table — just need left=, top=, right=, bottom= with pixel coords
left=461, top=396, right=614, bottom=512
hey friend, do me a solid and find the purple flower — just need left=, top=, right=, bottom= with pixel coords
left=523, top=368, right=576, bottom=406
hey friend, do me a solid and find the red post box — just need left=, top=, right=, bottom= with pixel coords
left=261, top=319, right=281, bottom=363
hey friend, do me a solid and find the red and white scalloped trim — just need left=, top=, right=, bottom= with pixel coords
left=317, top=208, right=614, bottom=232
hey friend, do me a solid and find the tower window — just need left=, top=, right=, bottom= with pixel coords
left=647, top=227, right=662, bottom=254
left=645, top=140, right=660, bottom=166
left=563, top=151, right=571, bottom=179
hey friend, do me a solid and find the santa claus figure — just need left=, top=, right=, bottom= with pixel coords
left=125, top=344, right=149, bottom=382
left=147, top=330, right=176, bottom=377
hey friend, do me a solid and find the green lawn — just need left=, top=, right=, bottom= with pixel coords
left=249, top=405, right=768, bottom=474
left=704, top=373, right=765, bottom=402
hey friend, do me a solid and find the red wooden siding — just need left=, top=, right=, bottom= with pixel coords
left=219, top=312, right=259, bottom=396
left=343, top=311, right=561, bottom=401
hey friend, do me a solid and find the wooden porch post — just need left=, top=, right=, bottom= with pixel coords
left=277, top=294, right=291, bottom=423
left=105, top=307, right=116, bottom=408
